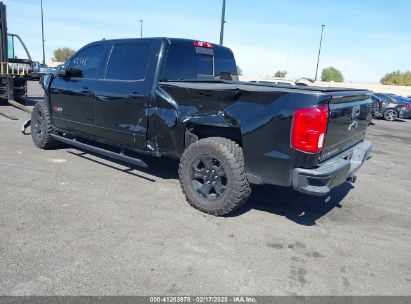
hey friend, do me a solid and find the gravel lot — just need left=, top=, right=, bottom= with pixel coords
left=0, top=81, right=410, bottom=295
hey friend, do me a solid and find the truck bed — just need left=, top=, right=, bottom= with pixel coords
left=160, top=80, right=372, bottom=94
left=160, top=80, right=373, bottom=166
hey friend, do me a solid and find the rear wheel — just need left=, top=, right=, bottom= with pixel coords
left=383, top=109, right=398, bottom=121
left=179, top=137, right=251, bottom=216
left=31, top=101, right=59, bottom=149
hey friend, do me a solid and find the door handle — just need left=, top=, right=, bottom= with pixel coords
left=129, top=92, right=145, bottom=99
left=80, top=88, right=92, bottom=95
left=95, top=95, right=109, bottom=102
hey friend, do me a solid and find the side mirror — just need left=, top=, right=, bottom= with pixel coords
left=56, top=65, right=67, bottom=77
left=68, top=67, right=83, bottom=78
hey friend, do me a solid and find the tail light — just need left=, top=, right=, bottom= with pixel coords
left=194, top=41, right=214, bottom=49
left=291, top=106, right=329, bottom=153
left=403, top=103, right=410, bottom=109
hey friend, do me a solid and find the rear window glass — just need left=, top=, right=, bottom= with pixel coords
left=197, top=53, right=213, bottom=76
left=214, top=47, right=237, bottom=77
left=161, top=44, right=237, bottom=81
left=105, top=43, right=150, bottom=81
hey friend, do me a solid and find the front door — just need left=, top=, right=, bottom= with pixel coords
left=92, top=41, right=153, bottom=148
left=50, top=44, right=106, bottom=134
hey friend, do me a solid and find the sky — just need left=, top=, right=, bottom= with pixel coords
left=5, top=0, right=411, bottom=83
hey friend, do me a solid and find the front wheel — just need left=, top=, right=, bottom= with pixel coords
left=179, top=137, right=251, bottom=216
left=383, top=109, right=398, bottom=121
left=31, top=101, right=59, bottom=149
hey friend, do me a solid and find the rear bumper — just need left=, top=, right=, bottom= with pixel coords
left=400, top=108, right=411, bottom=119
left=292, top=140, right=372, bottom=196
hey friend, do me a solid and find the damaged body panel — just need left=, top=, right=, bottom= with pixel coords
left=151, top=81, right=371, bottom=187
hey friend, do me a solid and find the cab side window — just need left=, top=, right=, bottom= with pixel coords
left=104, top=43, right=151, bottom=81
left=69, top=45, right=105, bottom=79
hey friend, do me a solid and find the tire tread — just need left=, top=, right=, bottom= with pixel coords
left=31, top=101, right=59, bottom=149
left=179, top=137, right=251, bottom=216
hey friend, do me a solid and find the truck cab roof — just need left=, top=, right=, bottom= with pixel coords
left=86, top=37, right=227, bottom=48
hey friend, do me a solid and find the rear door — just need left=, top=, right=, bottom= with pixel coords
left=92, top=41, right=153, bottom=148
left=50, top=44, right=106, bottom=133
left=320, top=91, right=372, bottom=161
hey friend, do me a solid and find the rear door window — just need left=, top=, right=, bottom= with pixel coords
left=161, top=43, right=237, bottom=81
left=161, top=44, right=196, bottom=81
left=105, top=43, right=151, bottom=81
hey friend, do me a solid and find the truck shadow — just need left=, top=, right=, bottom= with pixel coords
left=67, top=149, right=352, bottom=226
left=67, top=150, right=180, bottom=181
left=229, top=183, right=353, bottom=226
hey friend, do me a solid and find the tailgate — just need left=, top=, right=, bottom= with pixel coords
left=320, top=91, right=373, bottom=162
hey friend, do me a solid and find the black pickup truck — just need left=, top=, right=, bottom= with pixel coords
left=31, top=38, right=373, bottom=216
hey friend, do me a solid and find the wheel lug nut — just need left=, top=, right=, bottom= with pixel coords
left=206, top=170, right=209, bottom=173
left=215, top=176, right=218, bottom=179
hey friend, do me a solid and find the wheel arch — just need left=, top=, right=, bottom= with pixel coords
left=184, top=123, right=243, bottom=149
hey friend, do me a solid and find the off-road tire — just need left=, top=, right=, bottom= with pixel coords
left=31, top=101, right=59, bottom=149
left=179, top=137, right=251, bottom=216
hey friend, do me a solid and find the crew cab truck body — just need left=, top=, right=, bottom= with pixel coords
left=32, top=37, right=373, bottom=215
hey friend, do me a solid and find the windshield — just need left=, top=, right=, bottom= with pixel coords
left=7, top=34, right=30, bottom=61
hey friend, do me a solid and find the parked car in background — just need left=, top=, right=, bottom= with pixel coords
left=398, top=96, right=411, bottom=110
left=27, top=61, right=56, bottom=80
left=250, top=80, right=296, bottom=86
left=390, top=94, right=411, bottom=105
left=249, top=79, right=310, bottom=87
left=369, top=95, right=383, bottom=124
left=387, top=94, right=411, bottom=119
left=373, top=93, right=409, bottom=121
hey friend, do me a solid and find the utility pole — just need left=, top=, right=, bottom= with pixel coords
left=139, top=19, right=143, bottom=38
left=285, top=52, right=290, bottom=73
left=41, top=0, right=45, bottom=65
left=219, top=0, right=226, bottom=45
left=314, top=24, right=325, bottom=82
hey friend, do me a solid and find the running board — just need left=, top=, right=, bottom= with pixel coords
left=51, top=134, right=148, bottom=168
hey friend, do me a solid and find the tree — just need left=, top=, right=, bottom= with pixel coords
left=321, top=67, right=344, bottom=82
left=236, top=65, right=243, bottom=76
left=52, top=47, right=76, bottom=62
left=274, top=70, right=287, bottom=78
left=380, top=71, right=411, bottom=86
